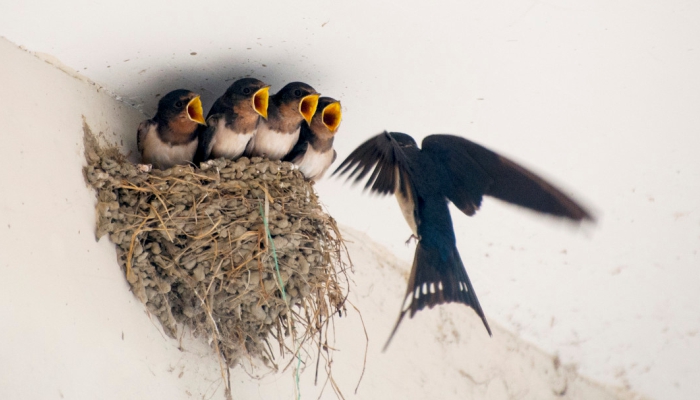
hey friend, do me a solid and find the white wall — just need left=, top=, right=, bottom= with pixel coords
left=1, top=1, right=699, bottom=398
left=0, top=37, right=223, bottom=399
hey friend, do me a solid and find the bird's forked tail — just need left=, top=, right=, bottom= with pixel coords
left=384, top=240, right=492, bottom=349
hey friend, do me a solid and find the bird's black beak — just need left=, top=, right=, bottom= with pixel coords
left=299, top=93, right=320, bottom=124
left=321, top=101, right=342, bottom=133
left=253, top=86, right=270, bottom=119
left=187, top=96, right=206, bottom=125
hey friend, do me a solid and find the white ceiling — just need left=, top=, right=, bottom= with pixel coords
left=3, top=1, right=700, bottom=399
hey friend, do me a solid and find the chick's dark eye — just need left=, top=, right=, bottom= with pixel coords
left=175, top=101, right=183, bottom=108
left=294, top=89, right=302, bottom=97
left=243, top=87, right=251, bottom=95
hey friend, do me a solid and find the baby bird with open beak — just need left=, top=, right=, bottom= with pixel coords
left=245, top=82, right=319, bottom=160
left=284, top=97, right=342, bottom=181
left=137, top=89, right=206, bottom=170
left=194, top=78, right=269, bottom=164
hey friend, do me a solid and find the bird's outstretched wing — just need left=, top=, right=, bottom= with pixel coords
left=422, top=134, right=592, bottom=221
left=332, top=131, right=413, bottom=199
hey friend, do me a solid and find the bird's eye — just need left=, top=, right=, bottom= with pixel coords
left=294, top=89, right=302, bottom=97
left=243, top=87, right=251, bottom=95
left=175, top=101, right=183, bottom=108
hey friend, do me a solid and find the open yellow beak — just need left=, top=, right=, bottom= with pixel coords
left=299, top=93, right=320, bottom=124
left=321, top=101, right=342, bottom=133
left=187, top=96, right=206, bottom=125
left=252, top=86, right=270, bottom=119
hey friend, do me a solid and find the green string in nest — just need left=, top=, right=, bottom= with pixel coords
left=259, top=201, right=302, bottom=400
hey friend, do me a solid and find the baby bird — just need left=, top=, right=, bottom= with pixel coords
left=194, top=78, right=269, bottom=164
left=137, top=89, right=206, bottom=170
left=284, top=97, right=342, bottom=180
left=245, top=82, right=319, bottom=160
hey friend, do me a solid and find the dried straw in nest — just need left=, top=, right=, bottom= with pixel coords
left=82, top=125, right=349, bottom=372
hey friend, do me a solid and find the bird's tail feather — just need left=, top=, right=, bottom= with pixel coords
left=384, top=241, right=491, bottom=350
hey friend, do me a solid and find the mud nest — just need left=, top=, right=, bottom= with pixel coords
left=83, top=128, right=348, bottom=368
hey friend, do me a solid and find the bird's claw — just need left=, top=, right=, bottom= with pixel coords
left=405, top=234, right=420, bottom=246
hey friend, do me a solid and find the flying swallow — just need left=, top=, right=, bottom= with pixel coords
left=283, top=97, right=342, bottom=180
left=333, top=131, right=593, bottom=347
left=245, top=82, right=320, bottom=160
left=193, top=78, right=270, bottom=164
left=137, top=89, right=206, bottom=170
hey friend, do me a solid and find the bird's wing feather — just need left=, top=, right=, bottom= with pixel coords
left=206, top=97, right=228, bottom=120
left=420, top=134, right=494, bottom=216
left=283, top=124, right=311, bottom=163
left=332, top=131, right=412, bottom=197
left=136, top=120, right=153, bottom=156
left=422, top=134, right=592, bottom=221
left=194, top=97, right=230, bottom=165
left=193, top=117, right=218, bottom=166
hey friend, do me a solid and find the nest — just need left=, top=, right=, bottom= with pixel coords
left=82, top=125, right=348, bottom=370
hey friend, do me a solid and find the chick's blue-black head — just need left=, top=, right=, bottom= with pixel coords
left=154, top=89, right=205, bottom=125
left=273, top=82, right=320, bottom=124
left=275, top=81, right=317, bottom=102
left=224, top=78, right=270, bottom=118
left=225, top=78, right=268, bottom=98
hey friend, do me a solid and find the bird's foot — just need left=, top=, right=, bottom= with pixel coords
left=405, top=234, right=420, bottom=246
left=137, top=163, right=152, bottom=173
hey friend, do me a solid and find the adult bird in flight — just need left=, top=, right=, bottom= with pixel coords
left=333, top=131, right=593, bottom=347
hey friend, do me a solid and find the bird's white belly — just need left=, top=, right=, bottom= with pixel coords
left=246, top=123, right=299, bottom=160
left=394, top=168, right=418, bottom=235
left=211, top=121, right=255, bottom=159
left=297, top=146, right=334, bottom=180
left=142, top=128, right=197, bottom=169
